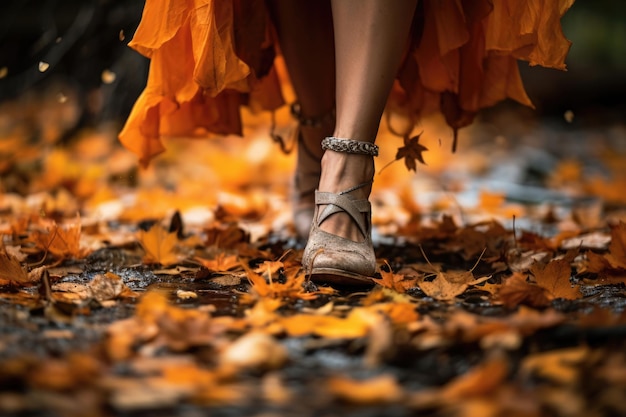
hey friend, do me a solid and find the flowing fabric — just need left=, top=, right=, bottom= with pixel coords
left=119, top=0, right=574, bottom=167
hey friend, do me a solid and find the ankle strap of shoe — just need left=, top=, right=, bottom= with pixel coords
left=321, top=137, right=379, bottom=157
left=290, top=102, right=336, bottom=128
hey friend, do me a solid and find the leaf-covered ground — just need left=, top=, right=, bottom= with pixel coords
left=1, top=89, right=626, bottom=417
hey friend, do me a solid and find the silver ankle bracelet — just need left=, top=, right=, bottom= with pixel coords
left=321, top=137, right=379, bottom=156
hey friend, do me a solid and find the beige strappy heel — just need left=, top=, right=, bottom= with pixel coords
left=302, top=137, right=378, bottom=286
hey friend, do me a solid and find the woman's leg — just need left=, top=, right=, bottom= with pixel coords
left=265, top=0, right=336, bottom=238
left=317, top=0, right=418, bottom=241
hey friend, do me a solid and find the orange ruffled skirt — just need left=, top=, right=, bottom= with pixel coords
left=119, top=0, right=574, bottom=167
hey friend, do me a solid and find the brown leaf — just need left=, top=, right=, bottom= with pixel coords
left=531, top=258, right=581, bottom=300
left=204, top=223, right=250, bottom=249
left=605, top=221, right=626, bottom=270
left=0, top=247, right=33, bottom=287
left=89, top=272, right=138, bottom=302
left=498, top=272, right=551, bottom=308
left=396, top=133, right=428, bottom=171
left=419, top=270, right=489, bottom=301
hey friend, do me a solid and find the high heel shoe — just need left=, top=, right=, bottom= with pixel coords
left=290, top=103, right=335, bottom=240
left=302, top=137, right=379, bottom=286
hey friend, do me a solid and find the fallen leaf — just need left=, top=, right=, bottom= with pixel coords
left=30, top=216, right=84, bottom=259
left=220, top=331, right=287, bottom=370
left=419, top=271, right=490, bottom=301
left=498, top=272, right=551, bottom=308
left=280, top=308, right=375, bottom=339
left=0, top=246, right=32, bottom=287
left=372, top=267, right=419, bottom=293
left=89, top=272, right=137, bottom=301
left=442, top=353, right=509, bottom=399
left=521, top=346, right=590, bottom=384
left=531, top=257, right=581, bottom=300
left=328, top=374, right=404, bottom=404
left=138, top=224, right=180, bottom=266
left=604, top=221, right=626, bottom=270
left=195, top=253, right=240, bottom=273
left=204, top=223, right=250, bottom=249
left=244, top=263, right=316, bottom=301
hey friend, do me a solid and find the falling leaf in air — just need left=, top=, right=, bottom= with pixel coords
left=380, top=132, right=428, bottom=173
left=138, top=223, right=180, bottom=266
left=396, top=133, right=428, bottom=171
left=38, top=61, right=50, bottom=72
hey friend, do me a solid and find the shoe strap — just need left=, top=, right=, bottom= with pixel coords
left=291, top=102, right=336, bottom=128
left=315, top=191, right=371, bottom=239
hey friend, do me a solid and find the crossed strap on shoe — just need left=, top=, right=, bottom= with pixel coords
left=314, top=182, right=372, bottom=241
left=303, top=180, right=377, bottom=286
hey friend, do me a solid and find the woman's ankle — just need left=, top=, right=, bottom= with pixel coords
left=319, top=150, right=374, bottom=196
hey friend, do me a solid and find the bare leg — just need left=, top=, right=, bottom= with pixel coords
left=265, top=0, right=336, bottom=238
left=266, top=0, right=335, bottom=127
left=318, top=0, right=418, bottom=241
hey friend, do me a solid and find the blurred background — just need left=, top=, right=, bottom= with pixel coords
left=0, top=0, right=624, bottom=232
left=1, top=0, right=624, bottom=132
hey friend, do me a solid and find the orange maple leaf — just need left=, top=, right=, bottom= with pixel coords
left=30, top=216, right=84, bottom=259
left=137, top=224, right=180, bottom=266
left=371, top=267, right=418, bottom=294
left=243, top=262, right=316, bottom=301
left=195, top=253, right=240, bottom=272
